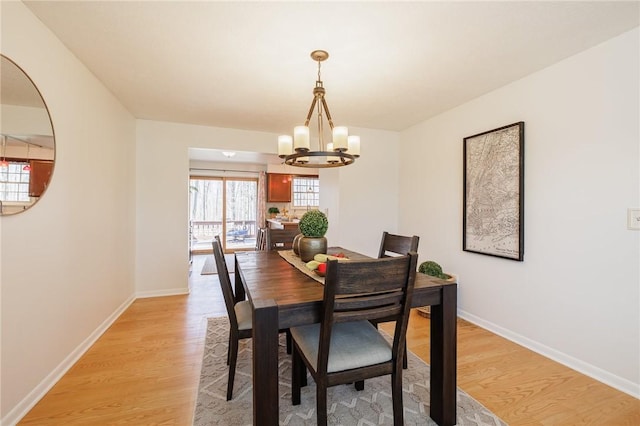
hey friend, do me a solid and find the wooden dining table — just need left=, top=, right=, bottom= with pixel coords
left=234, top=247, right=457, bottom=426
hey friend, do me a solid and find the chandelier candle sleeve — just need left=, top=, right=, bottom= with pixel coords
left=294, top=126, right=310, bottom=151
left=348, top=135, right=360, bottom=157
left=278, top=135, right=293, bottom=156
left=332, top=126, right=348, bottom=150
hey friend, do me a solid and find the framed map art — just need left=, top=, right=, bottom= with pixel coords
left=463, top=122, right=524, bottom=261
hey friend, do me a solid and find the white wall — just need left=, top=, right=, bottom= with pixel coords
left=0, top=2, right=137, bottom=423
left=399, top=28, right=640, bottom=396
left=321, top=127, right=402, bottom=257
left=135, top=121, right=400, bottom=293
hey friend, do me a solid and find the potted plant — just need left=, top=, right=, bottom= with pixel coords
left=416, top=260, right=455, bottom=318
left=297, top=210, right=329, bottom=262
left=268, top=206, right=280, bottom=219
left=418, top=260, right=453, bottom=280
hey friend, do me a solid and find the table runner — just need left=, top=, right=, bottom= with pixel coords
left=277, top=249, right=325, bottom=284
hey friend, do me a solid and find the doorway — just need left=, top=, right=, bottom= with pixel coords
left=189, top=176, right=258, bottom=253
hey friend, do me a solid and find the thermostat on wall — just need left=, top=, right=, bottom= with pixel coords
left=628, top=208, right=640, bottom=230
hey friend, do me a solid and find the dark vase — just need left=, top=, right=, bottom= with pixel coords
left=292, top=233, right=303, bottom=256
left=298, top=236, right=327, bottom=262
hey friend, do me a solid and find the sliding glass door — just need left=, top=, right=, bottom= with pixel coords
left=189, top=176, right=257, bottom=253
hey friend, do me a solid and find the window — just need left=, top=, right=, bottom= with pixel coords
left=292, top=176, right=319, bottom=208
left=0, top=161, right=30, bottom=202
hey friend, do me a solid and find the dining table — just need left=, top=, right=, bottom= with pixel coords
left=234, top=247, right=457, bottom=426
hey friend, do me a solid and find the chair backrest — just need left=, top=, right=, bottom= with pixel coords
left=212, top=235, right=238, bottom=329
left=318, top=253, right=418, bottom=374
left=255, top=227, right=267, bottom=251
left=266, top=228, right=300, bottom=250
left=378, top=231, right=420, bottom=258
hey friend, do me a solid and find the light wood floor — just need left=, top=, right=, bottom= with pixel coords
left=19, top=255, right=639, bottom=425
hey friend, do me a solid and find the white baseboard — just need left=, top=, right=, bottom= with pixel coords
left=136, top=288, right=189, bottom=298
left=2, top=295, right=136, bottom=426
left=458, top=309, right=640, bottom=399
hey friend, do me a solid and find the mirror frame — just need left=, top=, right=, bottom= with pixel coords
left=1, top=54, right=56, bottom=215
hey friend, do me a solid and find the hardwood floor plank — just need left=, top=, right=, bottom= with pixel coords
left=18, top=255, right=640, bottom=425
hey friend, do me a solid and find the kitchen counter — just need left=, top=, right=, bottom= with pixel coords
left=266, top=218, right=300, bottom=230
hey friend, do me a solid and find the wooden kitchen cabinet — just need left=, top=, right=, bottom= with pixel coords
left=29, top=160, right=54, bottom=197
left=267, top=173, right=291, bottom=202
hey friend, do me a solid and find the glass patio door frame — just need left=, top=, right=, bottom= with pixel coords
left=189, top=175, right=258, bottom=254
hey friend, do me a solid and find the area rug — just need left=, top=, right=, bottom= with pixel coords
left=193, top=317, right=508, bottom=425
left=201, top=254, right=236, bottom=275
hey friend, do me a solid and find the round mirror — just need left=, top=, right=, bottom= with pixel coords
left=1, top=54, right=55, bottom=215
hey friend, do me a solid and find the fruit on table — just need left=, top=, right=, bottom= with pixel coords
left=313, top=253, right=341, bottom=262
left=305, top=260, right=321, bottom=270
left=317, top=262, right=327, bottom=273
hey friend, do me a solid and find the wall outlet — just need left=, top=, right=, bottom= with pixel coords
left=628, top=208, right=640, bottom=230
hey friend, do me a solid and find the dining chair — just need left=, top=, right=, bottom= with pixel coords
left=378, top=231, right=420, bottom=258
left=265, top=227, right=300, bottom=250
left=376, top=231, right=420, bottom=369
left=212, top=236, right=252, bottom=400
left=290, top=253, right=418, bottom=426
left=212, top=235, right=291, bottom=399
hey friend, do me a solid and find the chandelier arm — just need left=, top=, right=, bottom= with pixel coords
left=320, top=98, right=334, bottom=130
left=304, top=97, right=318, bottom=126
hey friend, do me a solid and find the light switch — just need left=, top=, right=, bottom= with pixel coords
left=628, top=208, right=640, bottom=230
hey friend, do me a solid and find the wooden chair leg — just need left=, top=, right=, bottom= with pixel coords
left=291, top=346, right=303, bottom=406
left=286, top=330, right=292, bottom=355
left=316, top=383, right=328, bottom=426
left=391, top=371, right=404, bottom=426
left=226, top=335, right=239, bottom=401
left=226, top=334, right=232, bottom=365
left=403, top=342, right=408, bottom=369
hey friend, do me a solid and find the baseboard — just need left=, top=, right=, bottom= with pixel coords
left=2, top=295, right=137, bottom=426
left=136, top=288, right=189, bottom=298
left=458, top=309, right=640, bottom=399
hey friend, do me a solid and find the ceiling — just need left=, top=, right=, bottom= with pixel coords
left=22, top=1, right=639, bottom=148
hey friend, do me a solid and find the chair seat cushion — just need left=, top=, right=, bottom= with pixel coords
left=234, top=300, right=252, bottom=330
left=290, top=321, right=392, bottom=373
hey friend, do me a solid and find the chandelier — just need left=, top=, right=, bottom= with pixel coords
left=277, top=50, right=360, bottom=168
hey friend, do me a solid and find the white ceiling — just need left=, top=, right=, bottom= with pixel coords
left=22, top=1, right=639, bottom=146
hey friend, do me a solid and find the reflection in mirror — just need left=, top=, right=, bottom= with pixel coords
left=0, top=54, right=55, bottom=215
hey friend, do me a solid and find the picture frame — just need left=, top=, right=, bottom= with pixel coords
left=463, top=122, right=524, bottom=261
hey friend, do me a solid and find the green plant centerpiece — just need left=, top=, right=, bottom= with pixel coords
left=417, top=260, right=454, bottom=318
left=297, top=210, right=329, bottom=262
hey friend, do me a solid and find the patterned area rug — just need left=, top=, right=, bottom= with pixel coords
left=193, top=317, right=507, bottom=425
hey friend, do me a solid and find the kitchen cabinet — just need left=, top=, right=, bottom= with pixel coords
left=267, top=173, right=291, bottom=202
left=29, top=160, right=54, bottom=197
